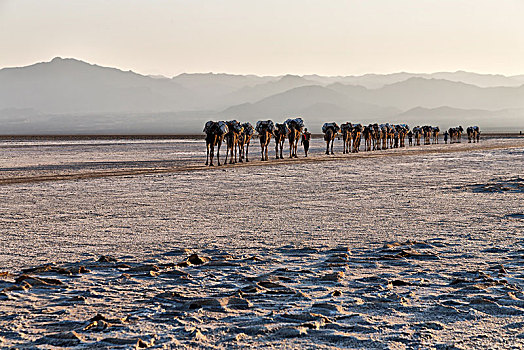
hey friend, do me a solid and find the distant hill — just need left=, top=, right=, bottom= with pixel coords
left=397, top=106, right=524, bottom=131
left=172, top=73, right=276, bottom=109
left=0, top=57, right=196, bottom=113
left=221, top=75, right=320, bottom=106
left=223, top=85, right=399, bottom=130
left=0, top=57, right=523, bottom=134
left=308, top=71, right=523, bottom=89
left=329, top=78, right=524, bottom=111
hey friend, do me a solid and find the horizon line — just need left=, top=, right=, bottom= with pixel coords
left=2, top=56, right=523, bottom=79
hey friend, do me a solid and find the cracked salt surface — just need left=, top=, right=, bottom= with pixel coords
left=0, top=137, right=523, bottom=348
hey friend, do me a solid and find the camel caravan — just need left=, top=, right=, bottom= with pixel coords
left=203, top=118, right=480, bottom=166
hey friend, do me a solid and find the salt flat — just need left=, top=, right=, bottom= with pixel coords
left=0, top=137, right=523, bottom=349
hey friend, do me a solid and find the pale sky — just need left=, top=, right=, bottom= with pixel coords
left=1, top=0, right=523, bottom=77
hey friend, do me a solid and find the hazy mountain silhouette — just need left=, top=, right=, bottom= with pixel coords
left=0, top=57, right=523, bottom=133
left=399, top=106, right=524, bottom=130
left=0, top=57, right=196, bottom=113
left=329, top=78, right=524, bottom=110
left=223, top=85, right=399, bottom=130
left=307, top=71, right=522, bottom=89
left=172, top=73, right=276, bottom=109
left=221, top=75, right=319, bottom=106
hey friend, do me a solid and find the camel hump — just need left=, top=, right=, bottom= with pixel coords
left=256, top=120, right=274, bottom=133
left=241, top=122, right=254, bottom=135
left=322, top=122, right=339, bottom=133
left=203, top=120, right=215, bottom=133
left=285, top=117, right=304, bottom=130
left=217, top=121, right=229, bottom=134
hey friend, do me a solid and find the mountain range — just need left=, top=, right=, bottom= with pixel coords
left=0, top=57, right=523, bottom=134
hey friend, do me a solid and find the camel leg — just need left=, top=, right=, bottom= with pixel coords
left=246, top=144, right=249, bottom=162
left=214, top=144, right=218, bottom=166
left=238, top=143, right=243, bottom=163
left=208, top=144, right=214, bottom=166
left=206, top=143, right=210, bottom=165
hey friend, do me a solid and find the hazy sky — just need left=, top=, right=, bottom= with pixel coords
left=1, top=0, right=523, bottom=76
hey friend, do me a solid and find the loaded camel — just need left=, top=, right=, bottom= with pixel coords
left=422, top=125, right=432, bottom=145
left=412, top=126, right=422, bottom=146
left=380, top=124, right=388, bottom=150
left=397, top=124, right=409, bottom=147
left=273, top=123, right=289, bottom=159
left=467, top=126, right=480, bottom=143
left=387, top=125, right=395, bottom=148
left=238, top=122, right=254, bottom=162
left=285, top=118, right=304, bottom=158
left=204, top=121, right=228, bottom=166
left=448, top=126, right=464, bottom=143
left=372, top=124, right=381, bottom=150
left=322, top=122, right=340, bottom=155
left=340, top=122, right=353, bottom=154
left=352, top=124, right=363, bottom=152
left=224, top=120, right=243, bottom=164
left=432, top=127, right=440, bottom=144
left=363, top=125, right=373, bottom=151
left=256, top=120, right=274, bottom=161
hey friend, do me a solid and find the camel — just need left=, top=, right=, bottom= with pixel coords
left=466, top=127, right=473, bottom=143
left=393, top=127, right=399, bottom=148
left=273, top=123, right=289, bottom=159
left=352, top=124, right=363, bottom=152
left=448, top=127, right=456, bottom=143
left=448, top=126, right=464, bottom=143
left=340, top=122, right=353, bottom=154
left=224, top=120, right=243, bottom=164
left=238, top=122, right=254, bottom=162
left=322, top=122, right=340, bottom=155
left=432, top=126, right=440, bottom=144
left=467, top=126, right=480, bottom=143
left=387, top=125, right=396, bottom=148
left=363, top=125, right=373, bottom=151
left=204, top=121, right=228, bottom=166
left=457, top=126, right=464, bottom=142
left=397, top=124, right=409, bottom=147
left=413, top=126, right=422, bottom=146
left=285, top=118, right=304, bottom=158
left=371, top=124, right=381, bottom=150
left=380, top=124, right=388, bottom=149
left=256, top=120, right=274, bottom=161
left=422, top=125, right=432, bottom=145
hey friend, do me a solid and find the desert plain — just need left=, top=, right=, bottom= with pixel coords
left=0, top=136, right=523, bottom=349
